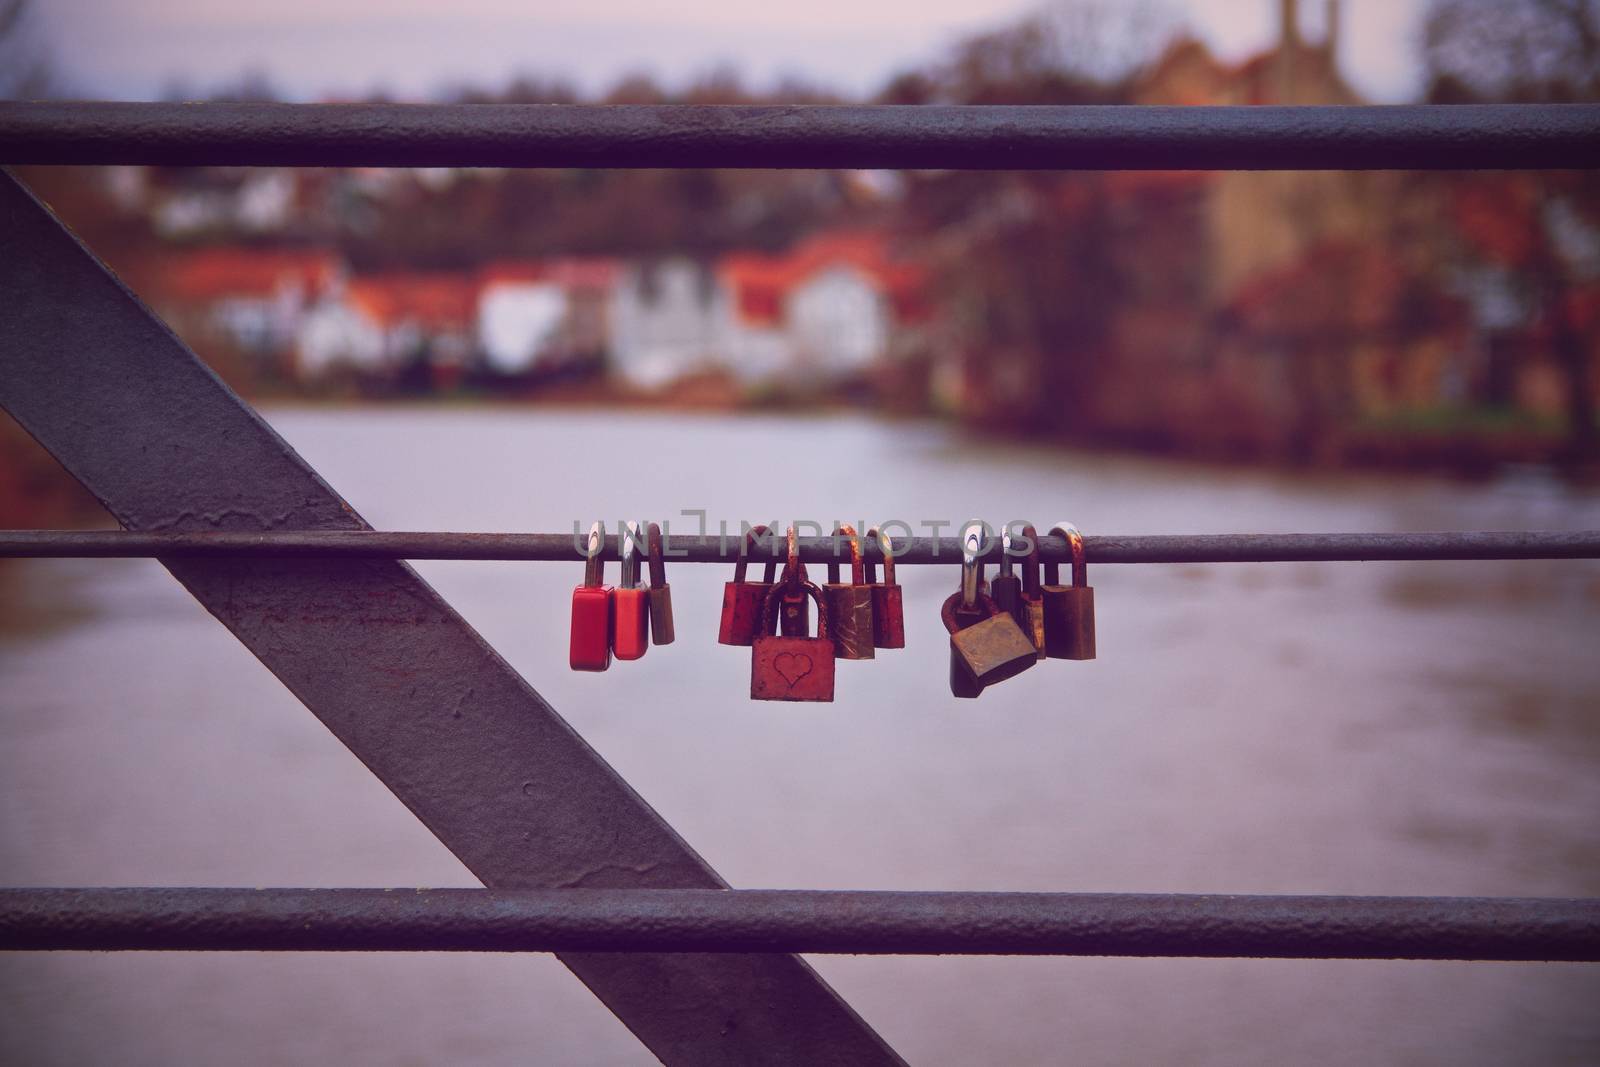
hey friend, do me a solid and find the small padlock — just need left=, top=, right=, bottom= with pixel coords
left=569, top=521, right=614, bottom=672
left=823, top=524, right=875, bottom=660
left=612, top=520, right=650, bottom=661
left=990, top=527, right=1022, bottom=617
left=718, top=525, right=779, bottom=646
left=751, top=527, right=836, bottom=702
left=645, top=521, right=674, bottom=646
left=778, top=561, right=812, bottom=637
left=941, top=592, right=986, bottom=699
left=945, top=528, right=1038, bottom=691
left=1015, top=524, right=1047, bottom=660
left=1042, top=522, right=1096, bottom=660
left=862, top=526, right=905, bottom=649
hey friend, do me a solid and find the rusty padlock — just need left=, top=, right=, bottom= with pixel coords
left=1015, top=524, right=1047, bottom=660
left=569, top=521, right=614, bottom=672
left=990, top=527, right=1022, bottom=617
left=718, top=525, right=779, bottom=645
left=945, top=528, right=1037, bottom=693
left=612, top=520, right=650, bottom=661
left=863, top=526, right=905, bottom=649
left=823, top=524, right=875, bottom=660
left=1042, top=522, right=1096, bottom=660
left=645, top=521, right=674, bottom=646
left=751, top=530, right=835, bottom=702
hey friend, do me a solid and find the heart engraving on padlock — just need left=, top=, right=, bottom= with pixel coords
left=773, top=652, right=813, bottom=687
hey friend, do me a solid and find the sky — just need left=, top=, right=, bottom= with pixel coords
left=25, top=0, right=1431, bottom=103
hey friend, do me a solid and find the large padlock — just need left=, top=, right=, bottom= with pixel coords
left=1042, top=522, right=1096, bottom=660
left=1015, top=524, right=1047, bottom=660
left=863, top=526, right=905, bottom=649
left=751, top=569, right=836, bottom=702
left=612, top=520, right=650, bottom=661
left=569, top=521, right=614, bottom=672
left=945, top=528, right=1038, bottom=694
left=823, top=524, right=875, bottom=660
left=941, top=592, right=986, bottom=699
left=718, top=525, right=779, bottom=645
left=990, top=527, right=1022, bottom=617
left=645, top=521, right=674, bottom=645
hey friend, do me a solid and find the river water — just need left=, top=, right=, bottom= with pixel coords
left=2, top=406, right=1598, bottom=1066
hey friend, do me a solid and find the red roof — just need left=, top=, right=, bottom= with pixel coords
left=719, top=232, right=927, bottom=326
left=347, top=274, right=477, bottom=331
left=159, top=248, right=340, bottom=303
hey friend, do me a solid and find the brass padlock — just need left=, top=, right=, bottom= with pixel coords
left=645, top=521, right=674, bottom=646
left=823, top=524, right=875, bottom=660
left=1015, top=524, right=1047, bottom=660
left=1042, top=522, right=1096, bottom=660
left=862, top=526, right=905, bottom=649
left=945, top=528, right=1038, bottom=694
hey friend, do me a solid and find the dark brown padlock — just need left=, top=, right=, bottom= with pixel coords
left=863, top=526, right=906, bottom=649
left=1042, top=522, right=1096, bottom=660
left=990, top=527, right=1022, bottom=617
left=946, top=528, right=1038, bottom=691
left=1016, top=524, right=1047, bottom=660
left=645, top=521, right=674, bottom=646
left=751, top=566, right=836, bottom=702
left=776, top=526, right=812, bottom=637
left=823, top=524, right=875, bottom=660
left=941, top=591, right=986, bottom=699
left=718, top=525, right=778, bottom=646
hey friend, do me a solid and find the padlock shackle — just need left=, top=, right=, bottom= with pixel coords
left=826, top=524, right=866, bottom=586
left=960, top=526, right=984, bottom=609
left=1045, top=522, right=1088, bottom=588
left=940, top=589, right=1002, bottom=634
left=1020, top=524, right=1043, bottom=596
left=761, top=576, right=830, bottom=639
left=863, top=527, right=896, bottom=586
left=619, top=521, right=643, bottom=589
left=732, top=524, right=776, bottom=584
left=646, top=522, right=667, bottom=588
left=999, top=528, right=1016, bottom=578
left=582, top=520, right=606, bottom=588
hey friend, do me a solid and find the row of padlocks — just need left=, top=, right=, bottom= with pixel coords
left=569, top=521, right=1095, bottom=700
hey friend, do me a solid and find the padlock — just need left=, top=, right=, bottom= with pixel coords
left=941, top=592, right=986, bottom=699
left=775, top=526, right=812, bottom=638
left=862, top=526, right=905, bottom=649
left=1042, top=522, right=1096, bottom=661
left=645, top=521, right=674, bottom=646
left=823, top=524, right=875, bottom=660
left=718, top=525, right=779, bottom=645
left=569, top=521, right=614, bottom=672
left=1015, top=524, right=1047, bottom=660
left=750, top=569, right=836, bottom=702
left=990, top=527, right=1022, bottom=617
left=945, top=528, right=1038, bottom=692
left=612, top=521, right=650, bottom=661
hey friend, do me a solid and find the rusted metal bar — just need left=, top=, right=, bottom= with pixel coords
left=3, top=888, right=1596, bottom=962
left=0, top=171, right=904, bottom=1066
left=2, top=102, right=1597, bottom=171
left=2, top=529, right=1597, bottom=564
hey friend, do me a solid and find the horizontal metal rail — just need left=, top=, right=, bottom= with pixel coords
left=2, top=888, right=1594, bottom=961
left=2, top=102, right=1597, bottom=170
left=2, top=529, right=1597, bottom=564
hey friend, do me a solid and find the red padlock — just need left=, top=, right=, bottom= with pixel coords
left=751, top=527, right=836, bottom=702
left=569, top=521, right=613, bottom=672
left=863, top=526, right=905, bottom=649
left=718, top=525, right=779, bottom=645
left=612, top=520, right=650, bottom=661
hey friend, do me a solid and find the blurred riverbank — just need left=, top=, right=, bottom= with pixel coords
left=2, top=406, right=1597, bottom=1066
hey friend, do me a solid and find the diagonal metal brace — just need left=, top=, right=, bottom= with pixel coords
left=0, top=170, right=903, bottom=1067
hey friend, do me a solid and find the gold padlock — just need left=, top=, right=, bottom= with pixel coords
left=1041, top=522, right=1096, bottom=660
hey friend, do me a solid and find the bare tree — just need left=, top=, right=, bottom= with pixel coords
left=1424, top=0, right=1600, bottom=463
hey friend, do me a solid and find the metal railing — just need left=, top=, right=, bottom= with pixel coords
left=3, top=101, right=1599, bottom=1066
